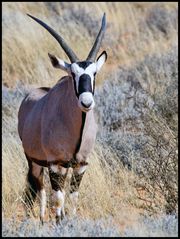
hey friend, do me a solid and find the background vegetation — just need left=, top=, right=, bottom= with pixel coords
left=2, top=2, right=178, bottom=237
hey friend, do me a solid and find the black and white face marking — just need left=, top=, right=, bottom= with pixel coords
left=48, top=51, right=107, bottom=113
left=71, top=62, right=97, bottom=112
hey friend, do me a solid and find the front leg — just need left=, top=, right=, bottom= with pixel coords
left=69, top=162, right=88, bottom=216
left=48, top=164, right=68, bottom=224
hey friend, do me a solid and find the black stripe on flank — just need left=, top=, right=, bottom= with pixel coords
left=74, top=112, right=86, bottom=155
left=93, top=79, right=95, bottom=95
left=25, top=112, right=87, bottom=169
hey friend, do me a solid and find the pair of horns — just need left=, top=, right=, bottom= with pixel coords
left=27, top=13, right=106, bottom=63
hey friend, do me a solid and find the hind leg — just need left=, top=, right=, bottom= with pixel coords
left=24, top=156, right=46, bottom=223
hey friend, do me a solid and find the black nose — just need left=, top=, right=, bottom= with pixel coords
left=81, top=101, right=92, bottom=108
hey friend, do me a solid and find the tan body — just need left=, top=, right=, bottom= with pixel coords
left=19, top=13, right=107, bottom=224
left=18, top=76, right=97, bottom=166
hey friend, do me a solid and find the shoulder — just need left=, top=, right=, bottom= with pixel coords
left=51, top=75, right=72, bottom=92
left=56, top=76, right=71, bottom=86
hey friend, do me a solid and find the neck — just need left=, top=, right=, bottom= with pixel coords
left=67, top=76, right=88, bottom=155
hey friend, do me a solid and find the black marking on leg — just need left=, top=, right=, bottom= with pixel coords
left=48, top=167, right=67, bottom=191
left=24, top=161, right=44, bottom=210
left=24, top=173, right=38, bottom=206
left=70, top=171, right=85, bottom=193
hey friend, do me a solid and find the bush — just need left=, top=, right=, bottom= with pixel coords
left=124, top=214, right=178, bottom=237
left=2, top=216, right=120, bottom=237
left=95, top=46, right=178, bottom=214
left=146, top=5, right=178, bottom=36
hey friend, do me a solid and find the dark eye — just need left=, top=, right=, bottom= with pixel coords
left=71, top=72, right=75, bottom=79
left=94, top=72, right=96, bottom=77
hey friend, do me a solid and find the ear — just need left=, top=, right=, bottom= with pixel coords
left=48, top=53, right=71, bottom=72
left=96, top=51, right=107, bottom=72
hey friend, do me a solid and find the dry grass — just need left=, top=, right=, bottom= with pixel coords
left=2, top=82, right=140, bottom=229
left=2, top=2, right=177, bottom=87
left=2, top=2, right=178, bottom=237
left=2, top=129, right=140, bottom=225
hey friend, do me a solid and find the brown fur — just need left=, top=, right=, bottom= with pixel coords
left=18, top=76, right=97, bottom=166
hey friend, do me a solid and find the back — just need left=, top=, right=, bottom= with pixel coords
left=18, top=87, right=50, bottom=140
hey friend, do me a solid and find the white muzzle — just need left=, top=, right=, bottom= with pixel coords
left=78, top=92, right=95, bottom=112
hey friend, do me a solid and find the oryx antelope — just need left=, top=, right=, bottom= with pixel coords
left=18, top=13, right=107, bottom=224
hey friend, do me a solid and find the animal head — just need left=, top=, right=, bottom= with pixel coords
left=27, top=13, right=107, bottom=112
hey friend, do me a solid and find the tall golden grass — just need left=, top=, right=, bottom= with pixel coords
left=2, top=2, right=177, bottom=87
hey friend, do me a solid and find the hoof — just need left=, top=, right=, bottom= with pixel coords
left=61, top=210, right=66, bottom=221
left=56, top=209, right=66, bottom=225
left=56, top=215, right=61, bottom=225
left=40, top=217, right=44, bottom=226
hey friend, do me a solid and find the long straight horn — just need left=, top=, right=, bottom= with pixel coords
left=27, top=14, right=78, bottom=63
left=86, top=13, right=106, bottom=62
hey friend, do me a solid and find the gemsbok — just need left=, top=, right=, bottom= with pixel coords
left=18, top=13, right=107, bottom=224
